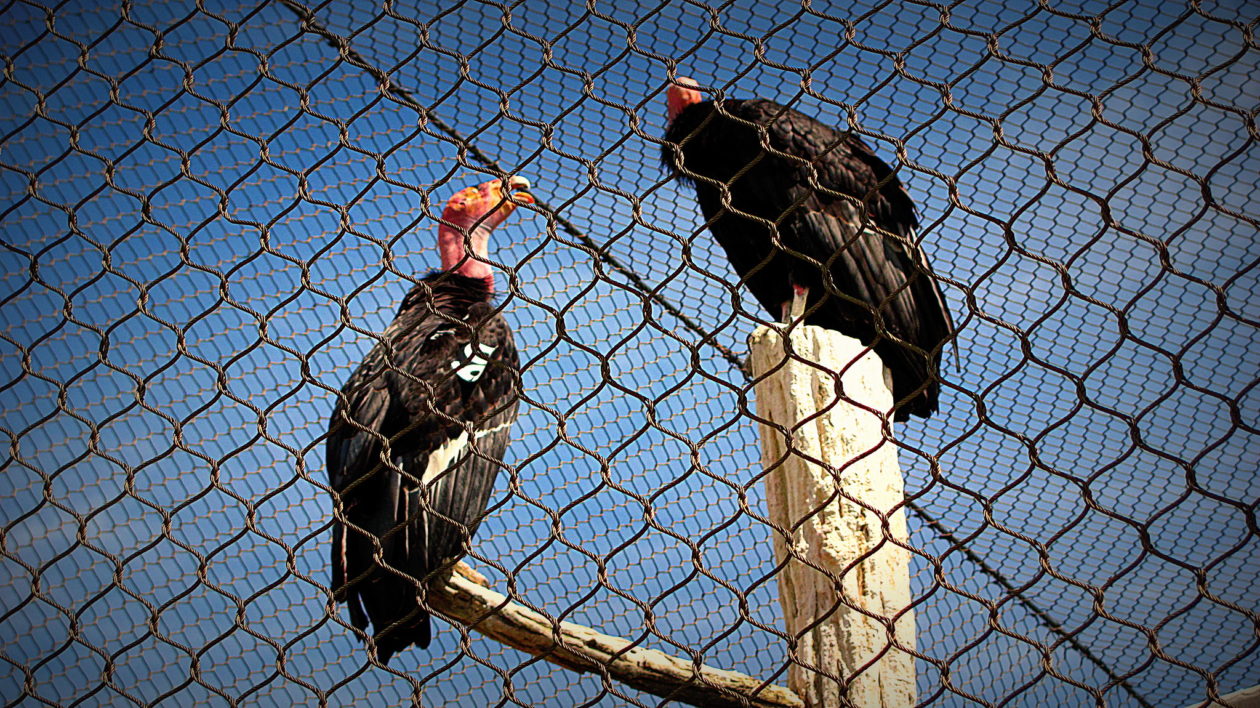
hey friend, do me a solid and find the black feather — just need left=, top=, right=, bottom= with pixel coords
left=327, top=272, right=519, bottom=663
left=663, top=97, right=954, bottom=420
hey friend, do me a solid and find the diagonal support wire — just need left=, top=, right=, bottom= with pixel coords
left=275, top=2, right=1153, bottom=705
left=275, top=0, right=746, bottom=374
left=911, top=511, right=1154, bottom=707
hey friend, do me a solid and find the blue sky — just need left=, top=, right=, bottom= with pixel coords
left=1, top=0, right=1256, bottom=705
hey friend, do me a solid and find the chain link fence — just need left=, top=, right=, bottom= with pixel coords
left=2, top=0, right=1256, bottom=705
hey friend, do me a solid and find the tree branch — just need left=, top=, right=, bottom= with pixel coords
left=430, top=563, right=803, bottom=708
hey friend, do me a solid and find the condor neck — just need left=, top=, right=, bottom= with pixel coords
left=437, top=221, right=494, bottom=289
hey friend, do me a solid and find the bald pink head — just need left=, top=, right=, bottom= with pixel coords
left=667, top=76, right=704, bottom=121
left=438, top=176, right=533, bottom=287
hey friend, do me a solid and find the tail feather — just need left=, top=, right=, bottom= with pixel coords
left=336, top=481, right=436, bottom=664
left=357, top=578, right=432, bottom=663
left=876, top=338, right=939, bottom=421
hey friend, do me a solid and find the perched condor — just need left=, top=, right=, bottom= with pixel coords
left=327, top=177, right=532, bottom=663
left=662, top=77, right=953, bottom=420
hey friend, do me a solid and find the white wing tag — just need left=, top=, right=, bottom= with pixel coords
left=451, top=342, right=497, bottom=382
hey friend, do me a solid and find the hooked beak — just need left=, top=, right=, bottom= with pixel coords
left=505, top=176, right=534, bottom=205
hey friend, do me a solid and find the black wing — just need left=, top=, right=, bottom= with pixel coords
left=327, top=291, right=519, bottom=662
left=762, top=103, right=952, bottom=417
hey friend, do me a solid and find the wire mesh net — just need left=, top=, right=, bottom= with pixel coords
left=1, top=0, right=1256, bottom=705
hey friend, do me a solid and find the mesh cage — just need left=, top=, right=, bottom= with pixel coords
left=2, top=0, right=1256, bottom=705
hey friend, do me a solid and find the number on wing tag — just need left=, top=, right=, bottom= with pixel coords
left=451, top=342, right=496, bottom=382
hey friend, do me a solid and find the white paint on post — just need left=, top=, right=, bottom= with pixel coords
left=749, top=324, right=916, bottom=708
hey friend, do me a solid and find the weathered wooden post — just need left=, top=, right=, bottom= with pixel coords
left=749, top=323, right=916, bottom=707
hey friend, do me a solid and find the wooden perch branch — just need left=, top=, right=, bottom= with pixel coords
left=430, top=563, right=803, bottom=708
